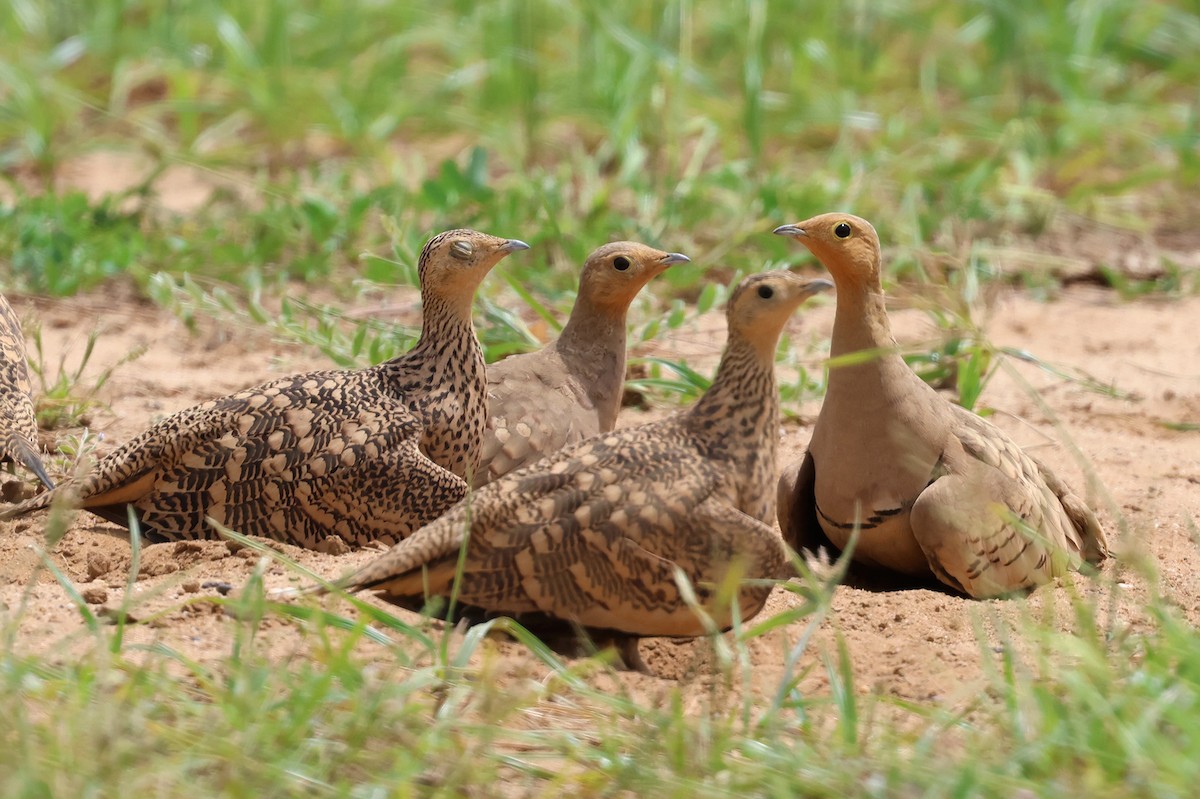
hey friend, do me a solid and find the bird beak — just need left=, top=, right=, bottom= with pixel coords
left=773, top=224, right=806, bottom=238
left=658, top=252, right=690, bottom=266
left=500, top=239, right=531, bottom=253
left=800, top=278, right=834, bottom=297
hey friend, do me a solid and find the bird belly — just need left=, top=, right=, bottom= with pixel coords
left=817, top=499, right=931, bottom=576
left=810, top=410, right=944, bottom=577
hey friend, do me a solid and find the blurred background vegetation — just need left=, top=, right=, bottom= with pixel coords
left=1, top=0, right=1196, bottom=302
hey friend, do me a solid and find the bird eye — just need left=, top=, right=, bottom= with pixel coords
left=613, top=256, right=631, bottom=271
left=450, top=240, right=474, bottom=259
left=757, top=285, right=774, bottom=299
left=834, top=222, right=852, bottom=239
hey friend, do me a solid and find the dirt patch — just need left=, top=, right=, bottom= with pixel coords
left=0, top=283, right=1198, bottom=707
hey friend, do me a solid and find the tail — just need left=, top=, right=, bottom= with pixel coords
left=1036, top=456, right=1109, bottom=566
left=9, top=432, right=54, bottom=490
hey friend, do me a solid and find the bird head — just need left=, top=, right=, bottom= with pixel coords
left=576, top=242, right=690, bottom=316
left=726, top=271, right=832, bottom=358
left=417, top=229, right=530, bottom=299
left=773, top=213, right=882, bottom=291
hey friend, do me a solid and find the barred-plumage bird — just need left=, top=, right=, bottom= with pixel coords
left=0, top=230, right=529, bottom=550
left=0, top=293, right=52, bottom=489
left=323, top=271, right=831, bottom=662
left=774, top=213, right=1108, bottom=598
left=475, top=242, right=688, bottom=487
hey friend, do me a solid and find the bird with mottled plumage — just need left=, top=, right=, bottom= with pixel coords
left=0, top=230, right=529, bottom=550
left=320, top=271, right=831, bottom=658
left=0, top=294, right=53, bottom=489
left=774, top=213, right=1108, bottom=598
left=474, top=242, right=689, bottom=487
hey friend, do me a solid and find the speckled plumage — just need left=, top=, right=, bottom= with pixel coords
left=0, top=230, right=529, bottom=549
left=475, top=242, right=688, bottom=487
left=328, top=271, right=831, bottom=640
left=774, top=213, right=1108, bottom=598
left=0, top=294, right=52, bottom=489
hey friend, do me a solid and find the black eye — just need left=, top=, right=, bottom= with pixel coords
left=757, top=285, right=774, bottom=299
left=834, top=222, right=852, bottom=239
left=613, top=256, right=631, bottom=271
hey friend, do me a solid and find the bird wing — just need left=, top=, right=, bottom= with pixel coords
left=341, top=424, right=701, bottom=585
left=515, top=495, right=786, bottom=636
left=909, top=406, right=1107, bottom=598
left=290, top=438, right=467, bottom=549
left=341, top=422, right=785, bottom=637
left=4, top=369, right=436, bottom=547
left=0, top=396, right=247, bottom=526
left=475, top=352, right=597, bottom=486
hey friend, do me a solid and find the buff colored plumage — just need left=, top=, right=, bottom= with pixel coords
left=475, top=242, right=688, bottom=487
left=0, top=230, right=528, bottom=549
left=0, top=294, right=52, bottom=489
left=774, top=213, right=1107, bottom=598
left=323, top=271, right=831, bottom=660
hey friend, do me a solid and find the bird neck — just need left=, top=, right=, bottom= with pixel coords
left=419, top=289, right=476, bottom=341
left=558, top=293, right=630, bottom=347
left=830, top=283, right=899, bottom=359
left=686, top=334, right=780, bottom=522
left=556, top=300, right=629, bottom=426
left=691, top=333, right=779, bottom=423
left=819, top=281, right=930, bottom=431
left=385, top=293, right=485, bottom=411
left=380, top=295, right=487, bottom=479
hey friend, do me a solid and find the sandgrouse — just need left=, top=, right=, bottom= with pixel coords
left=0, top=294, right=53, bottom=489
left=0, top=230, right=529, bottom=550
left=474, top=242, right=689, bottom=487
left=773, top=213, right=1108, bottom=598
left=321, top=271, right=831, bottom=661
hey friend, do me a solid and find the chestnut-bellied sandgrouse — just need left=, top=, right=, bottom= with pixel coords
left=0, top=230, right=529, bottom=550
left=773, top=213, right=1108, bottom=598
left=319, top=271, right=831, bottom=661
left=475, top=242, right=689, bottom=487
left=0, top=293, right=52, bottom=489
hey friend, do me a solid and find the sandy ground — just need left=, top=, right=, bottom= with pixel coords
left=0, top=274, right=1196, bottom=711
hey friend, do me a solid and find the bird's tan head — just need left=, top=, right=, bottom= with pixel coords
left=417, top=229, right=530, bottom=298
left=726, top=271, right=832, bottom=357
left=576, top=242, right=689, bottom=316
left=773, top=213, right=882, bottom=291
